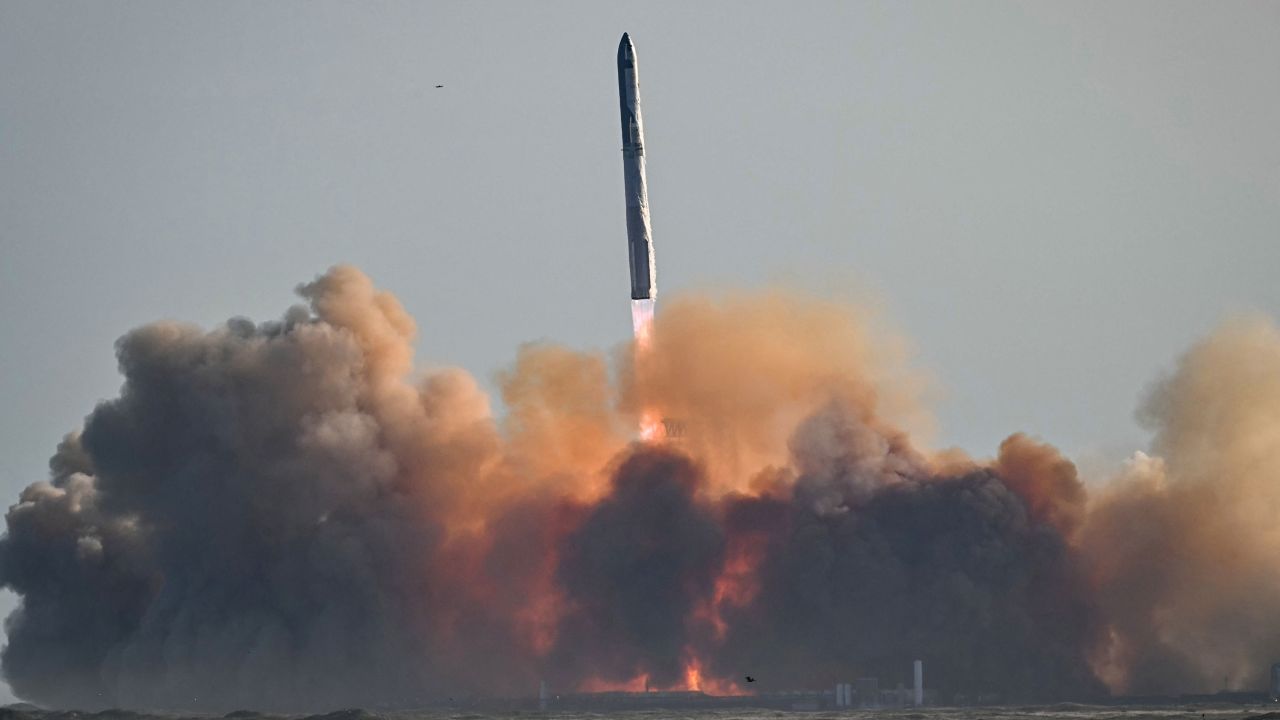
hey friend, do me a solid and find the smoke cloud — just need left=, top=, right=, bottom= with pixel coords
left=0, top=267, right=1275, bottom=709
left=708, top=411, right=1104, bottom=700
left=1082, top=317, right=1280, bottom=694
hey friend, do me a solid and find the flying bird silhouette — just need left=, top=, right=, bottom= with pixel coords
left=745, top=676, right=755, bottom=683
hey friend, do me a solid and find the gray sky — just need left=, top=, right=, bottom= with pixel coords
left=1, top=0, right=1278, bottom=703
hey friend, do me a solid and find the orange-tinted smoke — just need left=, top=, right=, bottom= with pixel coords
left=9, top=262, right=1280, bottom=708
left=620, top=290, right=930, bottom=497
left=1082, top=316, right=1280, bottom=694
left=995, top=433, right=1088, bottom=541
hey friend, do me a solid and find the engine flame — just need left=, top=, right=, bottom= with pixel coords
left=631, top=298, right=655, bottom=351
left=632, top=297, right=661, bottom=441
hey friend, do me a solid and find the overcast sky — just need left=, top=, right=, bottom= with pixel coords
left=1, top=0, right=1278, bottom=703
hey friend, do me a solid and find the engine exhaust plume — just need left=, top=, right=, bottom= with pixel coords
left=631, top=297, right=655, bottom=350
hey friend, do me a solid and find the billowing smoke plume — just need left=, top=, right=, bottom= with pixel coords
left=1082, top=317, right=1280, bottom=694
left=549, top=449, right=723, bottom=688
left=709, top=421, right=1104, bottom=700
left=0, top=266, right=1275, bottom=710
left=0, top=268, right=535, bottom=709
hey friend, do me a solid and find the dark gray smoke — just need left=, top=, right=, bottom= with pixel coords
left=0, top=269, right=538, bottom=710
left=548, top=448, right=723, bottom=688
left=718, top=401, right=1102, bottom=701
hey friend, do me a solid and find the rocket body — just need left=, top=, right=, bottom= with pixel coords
left=618, top=33, right=656, bottom=301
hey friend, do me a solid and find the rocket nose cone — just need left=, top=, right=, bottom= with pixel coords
left=618, top=33, right=634, bottom=63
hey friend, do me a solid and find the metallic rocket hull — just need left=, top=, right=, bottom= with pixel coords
left=618, top=33, right=656, bottom=301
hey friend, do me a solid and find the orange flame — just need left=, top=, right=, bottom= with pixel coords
left=633, top=298, right=662, bottom=442
left=684, top=659, right=703, bottom=691
left=577, top=656, right=746, bottom=696
left=708, top=533, right=770, bottom=639
left=639, top=409, right=664, bottom=442
left=680, top=654, right=747, bottom=696
left=579, top=673, right=650, bottom=693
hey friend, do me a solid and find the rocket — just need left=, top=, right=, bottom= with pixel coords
left=618, top=33, right=656, bottom=301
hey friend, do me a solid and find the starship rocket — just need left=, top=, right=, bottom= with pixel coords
left=618, top=33, right=656, bottom=301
